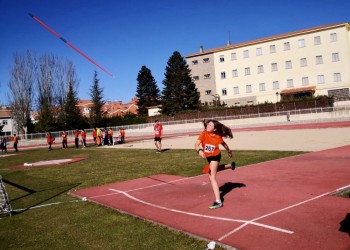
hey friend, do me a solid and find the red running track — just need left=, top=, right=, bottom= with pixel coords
left=71, top=145, right=350, bottom=250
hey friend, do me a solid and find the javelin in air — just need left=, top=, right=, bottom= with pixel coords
left=29, top=13, right=113, bottom=77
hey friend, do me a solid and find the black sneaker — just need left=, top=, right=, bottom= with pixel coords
left=230, top=162, right=236, bottom=171
left=209, top=201, right=223, bottom=209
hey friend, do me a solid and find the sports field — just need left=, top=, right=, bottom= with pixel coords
left=0, top=121, right=349, bottom=249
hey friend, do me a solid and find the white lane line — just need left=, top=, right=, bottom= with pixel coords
left=109, top=188, right=293, bottom=235
left=218, top=185, right=350, bottom=241
left=90, top=175, right=198, bottom=199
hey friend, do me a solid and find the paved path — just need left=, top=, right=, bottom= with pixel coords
left=110, top=121, right=350, bottom=152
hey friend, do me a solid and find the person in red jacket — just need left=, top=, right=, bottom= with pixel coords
left=62, top=131, right=68, bottom=149
left=154, top=120, right=163, bottom=153
left=81, top=129, right=87, bottom=148
left=13, top=133, right=19, bottom=152
left=195, top=119, right=235, bottom=209
left=74, top=129, right=80, bottom=148
left=92, top=128, right=97, bottom=145
left=47, top=132, right=53, bottom=151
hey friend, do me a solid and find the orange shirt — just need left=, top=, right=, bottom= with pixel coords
left=197, top=130, right=223, bottom=157
left=47, top=134, right=53, bottom=143
left=154, top=124, right=163, bottom=137
left=74, top=131, right=80, bottom=138
left=13, top=136, right=18, bottom=143
left=81, top=131, right=86, bottom=139
left=62, top=132, right=67, bottom=140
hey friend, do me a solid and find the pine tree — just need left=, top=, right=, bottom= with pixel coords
left=162, top=51, right=200, bottom=115
left=136, top=65, right=160, bottom=116
left=64, top=81, right=85, bottom=129
left=89, top=71, right=105, bottom=127
left=35, top=100, right=56, bottom=132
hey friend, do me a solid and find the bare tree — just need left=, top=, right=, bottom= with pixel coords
left=56, top=59, right=80, bottom=129
left=7, top=51, right=36, bottom=133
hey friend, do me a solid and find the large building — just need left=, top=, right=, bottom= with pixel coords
left=186, top=22, right=350, bottom=106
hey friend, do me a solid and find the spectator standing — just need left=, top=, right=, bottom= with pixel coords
left=92, top=128, right=97, bottom=145
left=96, top=127, right=102, bottom=146
left=81, top=129, right=87, bottom=148
left=121, top=128, right=125, bottom=143
left=13, top=133, right=19, bottom=152
left=1, top=136, right=7, bottom=153
left=108, top=128, right=114, bottom=145
left=103, top=128, right=109, bottom=146
left=74, top=129, right=80, bottom=148
left=47, top=132, right=53, bottom=151
left=62, top=131, right=68, bottom=149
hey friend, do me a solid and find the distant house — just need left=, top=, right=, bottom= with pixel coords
left=0, top=107, right=14, bottom=136
left=76, top=97, right=138, bottom=118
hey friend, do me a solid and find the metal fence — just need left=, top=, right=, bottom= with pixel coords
left=11, top=105, right=350, bottom=147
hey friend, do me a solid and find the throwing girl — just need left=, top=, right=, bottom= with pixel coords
left=195, top=119, right=235, bottom=209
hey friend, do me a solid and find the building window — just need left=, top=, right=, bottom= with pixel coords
left=300, top=58, right=307, bottom=67
left=222, top=88, right=227, bottom=96
left=233, top=87, right=239, bottom=95
left=246, top=85, right=252, bottom=93
left=314, top=36, right=321, bottom=45
left=333, top=73, right=341, bottom=82
left=285, top=60, right=292, bottom=69
left=243, top=50, right=249, bottom=58
left=2, top=120, right=8, bottom=125
left=259, top=83, right=266, bottom=91
left=204, top=74, right=211, bottom=79
left=317, top=75, right=325, bottom=84
left=302, top=77, right=309, bottom=86
left=192, top=60, right=198, bottom=65
left=257, top=65, right=264, bottom=73
left=316, top=55, right=323, bottom=64
left=205, top=90, right=212, bottom=95
left=193, top=76, right=199, bottom=81
left=231, top=53, right=237, bottom=60
left=203, top=58, right=209, bottom=63
left=271, top=63, right=278, bottom=71
left=298, top=39, right=306, bottom=48
left=284, top=42, right=291, bottom=50
left=332, top=53, right=340, bottom=62
left=330, top=33, right=337, bottom=42
left=232, top=69, right=238, bottom=78
left=256, top=47, right=262, bottom=56
left=219, top=55, right=225, bottom=62
left=244, top=67, right=251, bottom=75
left=287, top=79, right=294, bottom=88
left=270, top=44, right=276, bottom=53
left=234, top=102, right=241, bottom=106
left=273, top=81, right=279, bottom=90
left=221, top=72, right=226, bottom=79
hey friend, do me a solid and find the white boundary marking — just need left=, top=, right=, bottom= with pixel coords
left=86, top=173, right=349, bottom=241
left=108, top=188, right=294, bottom=235
left=12, top=200, right=80, bottom=212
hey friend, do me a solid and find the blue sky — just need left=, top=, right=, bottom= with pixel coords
left=1, top=0, right=349, bottom=105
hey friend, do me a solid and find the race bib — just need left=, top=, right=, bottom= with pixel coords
left=204, top=144, right=215, bottom=153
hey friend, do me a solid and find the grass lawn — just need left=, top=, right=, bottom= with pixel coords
left=0, top=145, right=304, bottom=249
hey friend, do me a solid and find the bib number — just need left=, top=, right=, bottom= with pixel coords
left=204, top=144, right=215, bottom=153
